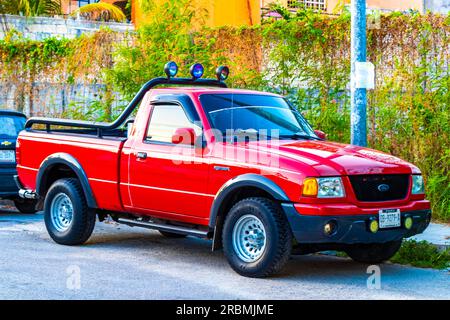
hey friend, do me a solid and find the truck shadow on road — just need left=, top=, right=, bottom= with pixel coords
left=85, top=224, right=406, bottom=280
left=0, top=210, right=419, bottom=281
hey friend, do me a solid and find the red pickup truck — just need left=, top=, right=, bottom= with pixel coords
left=16, top=63, right=431, bottom=277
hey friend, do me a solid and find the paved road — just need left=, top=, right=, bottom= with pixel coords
left=0, top=207, right=449, bottom=300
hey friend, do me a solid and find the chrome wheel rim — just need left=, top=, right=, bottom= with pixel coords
left=50, top=193, right=73, bottom=232
left=232, top=214, right=267, bottom=263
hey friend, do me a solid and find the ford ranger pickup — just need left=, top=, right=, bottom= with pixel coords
left=15, top=62, right=431, bottom=277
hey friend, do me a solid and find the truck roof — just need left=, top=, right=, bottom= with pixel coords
left=151, top=87, right=282, bottom=97
left=0, top=109, right=27, bottom=117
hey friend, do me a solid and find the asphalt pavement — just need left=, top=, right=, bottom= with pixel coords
left=0, top=205, right=449, bottom=300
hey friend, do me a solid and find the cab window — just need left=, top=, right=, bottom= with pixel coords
left=146, top=104, right=197, bottom=143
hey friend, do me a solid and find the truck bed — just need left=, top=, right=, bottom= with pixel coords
left=17, top=130, right=126, bottom=212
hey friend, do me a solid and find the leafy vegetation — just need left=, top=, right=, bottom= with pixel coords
left=333, top=239, right=449, bottom=270
left=105, top=0, right=217, bottom=101
left=0, top=0, right=62, bottom=16
left=256, top=11, right=450, bottom=222
left=0, top=4, right=448, bottom=221
left=391, top=239, right=450, bottom=270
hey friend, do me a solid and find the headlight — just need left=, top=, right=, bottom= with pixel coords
left=412, top=175, right=424, bottom=194
left=318, top=177, right=345, bottom=198
left=302, top=177, right=345, bottom=198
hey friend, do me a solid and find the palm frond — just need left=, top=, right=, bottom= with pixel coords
left=0, top=0, right=61, bottom=16
left=41, top=0, right=62, bottom=16
left=72, top=2, right=127, bottom=22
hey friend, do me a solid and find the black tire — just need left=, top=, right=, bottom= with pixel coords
left=222, top=197, right=292, bottom=278
left=44, top=178, right=96, bottom=246
left=159, top=230, right=187, bottom=238
left=345, top=240, right=403, bottom=264
left=14, top=199, right=38, bottom=214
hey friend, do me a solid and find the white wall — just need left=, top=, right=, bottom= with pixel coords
left=424, top=0, right=450, bottom=14
left=0, top=15, right=133, bottom=40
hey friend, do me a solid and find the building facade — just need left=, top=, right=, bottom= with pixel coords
left=261, top=0, right=448, bottom=14
left=78, top=0, right=448, bottom=28
left=131, top=0, right=261, bottom=27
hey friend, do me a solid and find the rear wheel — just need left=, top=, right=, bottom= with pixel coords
left=44, top=178, right=96, bottom=246
left=14, top=199, right=37, bottom=214
left=159, top=230, right=187, bottom=238
left=345, top=240, right=402, bottom=264
left=222, top=197, right=292, bottom=278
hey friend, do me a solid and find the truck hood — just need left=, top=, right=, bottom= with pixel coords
left=246, top=139, right=419, bottom=176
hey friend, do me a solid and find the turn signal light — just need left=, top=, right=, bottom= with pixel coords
left=302, top=178, right=318, bottom=196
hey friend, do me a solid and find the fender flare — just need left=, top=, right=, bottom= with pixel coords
left=208, top=173, right=290, bottom=229
left=36, top=153, right=97, bottom=208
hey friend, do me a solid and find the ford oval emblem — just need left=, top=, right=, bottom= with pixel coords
left=377, top=184, right=390, bottom=192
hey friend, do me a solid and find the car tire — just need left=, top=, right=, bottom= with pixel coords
left=44, top=178, right=96, bottom=246
left=222, top=197, right=292, bottom=278
left=159, top=230, right=187, bottom=238
left=345, top=240, right=403, bottom=264
left=14, top=199, right=38, bottom=214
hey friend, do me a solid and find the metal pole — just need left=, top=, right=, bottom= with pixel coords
left=350, top=0, right=367, bottom=147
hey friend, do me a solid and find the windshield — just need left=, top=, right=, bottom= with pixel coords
left=199, top=94, right=317, bottom=141
left=0, top=115, right=26, bottom=139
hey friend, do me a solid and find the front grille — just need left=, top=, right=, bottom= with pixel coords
left=349, top=174, right=410, bottom=202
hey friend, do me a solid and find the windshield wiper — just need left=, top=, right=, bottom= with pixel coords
left=234, top=129, right=258, bottom=135
left=279, top=132, right=319, bottom=140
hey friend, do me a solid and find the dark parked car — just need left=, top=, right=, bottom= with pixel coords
left=0, top=110, right=36, bottom=213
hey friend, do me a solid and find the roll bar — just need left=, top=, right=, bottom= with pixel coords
left=25, top=77, right=227, bottom=136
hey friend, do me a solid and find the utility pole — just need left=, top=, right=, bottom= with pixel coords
left=350, top=0, right=367, bottom=147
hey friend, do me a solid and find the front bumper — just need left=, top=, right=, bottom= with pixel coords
left=0, top=167, right=19, bottom=198
left=282, top=203, right=431, bottom=244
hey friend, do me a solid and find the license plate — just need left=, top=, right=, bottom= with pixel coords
left=0, top=150, right=15, bottom=163
left=379, top=209, right=401, bottom=229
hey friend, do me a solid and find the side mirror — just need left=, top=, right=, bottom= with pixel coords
left=172, top=127, right=196, bottom=146
left=314, top=130, right=327, bottom=140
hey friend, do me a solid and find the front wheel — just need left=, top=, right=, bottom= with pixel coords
left=222, top=197, right=292, bottom=278
left=345, top=240, right=403, bottom=264
left=44, top=178, right=96, bottom=246
left=14, top=199, right=38, bottom=214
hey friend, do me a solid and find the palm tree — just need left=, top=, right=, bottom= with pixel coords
left=0, top=0, right=62, bottom=34
left=72, top=2, right=127, bottom=22
left=0, top=0, right=62, bottom=16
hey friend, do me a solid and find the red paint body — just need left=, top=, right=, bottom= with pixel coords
left=16, top=88, right=430, bottom=226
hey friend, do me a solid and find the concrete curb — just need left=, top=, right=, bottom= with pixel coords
left=411, top=223, right=450, bottom=251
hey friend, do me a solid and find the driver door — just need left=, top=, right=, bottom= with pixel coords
left=127, top=101, right=211, bottom=223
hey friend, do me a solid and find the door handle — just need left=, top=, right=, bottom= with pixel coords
left=136, top=152, right=148, bottom=159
